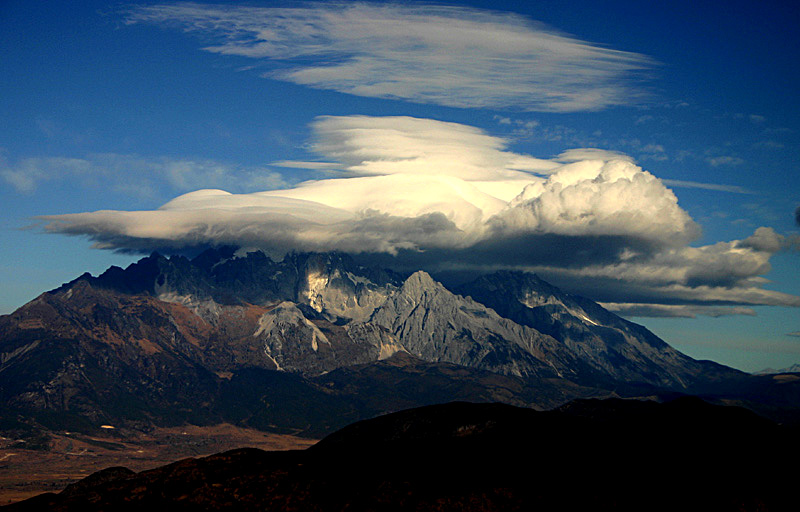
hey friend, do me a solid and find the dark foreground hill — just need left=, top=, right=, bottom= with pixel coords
left=6, top=397, right=797, bottom=512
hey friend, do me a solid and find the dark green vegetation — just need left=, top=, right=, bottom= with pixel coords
left=6, top=398, right=797, bottom=511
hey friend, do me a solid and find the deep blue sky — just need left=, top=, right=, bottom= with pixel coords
left=1, top=0, right=798, bottom=372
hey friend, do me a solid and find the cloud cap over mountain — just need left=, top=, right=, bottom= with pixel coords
left=39, top=115, right=799, bottom=317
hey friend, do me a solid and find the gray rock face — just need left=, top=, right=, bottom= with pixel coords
left=370, top=272, right=585, bottom=379
left=456, top=271, right=736, bottom=387
left=294, top=254, right=398, bottom=322
left=252, top=301, right=405, bottom=375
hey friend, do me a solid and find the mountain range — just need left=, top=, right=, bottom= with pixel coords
left=1, top=247, right=799, bottom=441
left=756, top=364, right=800, bottom=375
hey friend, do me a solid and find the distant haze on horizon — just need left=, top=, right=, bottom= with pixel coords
left=1, top=0, right=798, bottom=372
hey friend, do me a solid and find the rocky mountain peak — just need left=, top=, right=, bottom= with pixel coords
left=401, top=270, right=439, bottom=293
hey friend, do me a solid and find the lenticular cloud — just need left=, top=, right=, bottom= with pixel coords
left=125, top=2, right=653, bottom=112
left=41, top=115, right=694, bottom=255
left=39, top=115, right=799, bottom=313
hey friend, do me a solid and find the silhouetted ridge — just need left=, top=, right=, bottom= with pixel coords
left=7, top=399, right=796, bottom=511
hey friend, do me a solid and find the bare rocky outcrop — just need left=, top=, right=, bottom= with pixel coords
left=370, top=271, right=585, bottom=379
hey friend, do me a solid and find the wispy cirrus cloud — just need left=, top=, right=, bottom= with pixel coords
left=600, top=303, right=757, bottom=319
left=706, top=155, right=744, bottom=167
left=37, top=115, right=799, bottom=317
left=125, top=2, right=655, bottom=112
left=661, top=179, right=753, bottom=195
left=1, top=153, right=287, bottom=197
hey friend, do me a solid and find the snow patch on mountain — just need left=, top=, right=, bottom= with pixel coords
left=299, top=265, right=396, bottom=322
left=519, top=290, right=598, bottom=327
left=305, top=270, right=330, bottom=313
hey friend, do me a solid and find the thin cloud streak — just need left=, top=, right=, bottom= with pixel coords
left=600, top=303, right=757, bottom=319
left=1, top=154, right=287, bottom=197
left=126, top=2, right=655, bottom=112
left=706, top=155, right=744, bottom=167
left=270, top=160, right=344, bottom=171
left=662, top=179, right=753, bottom=195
